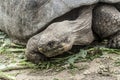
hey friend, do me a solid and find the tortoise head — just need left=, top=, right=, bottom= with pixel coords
left=37, top=30, right=75, bottom=57
left=37, top=33, right=75, bottom=57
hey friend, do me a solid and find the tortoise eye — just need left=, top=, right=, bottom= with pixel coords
left=62, top=36, right=69, bottom=43
left=47, top=41, right=55, bottom=47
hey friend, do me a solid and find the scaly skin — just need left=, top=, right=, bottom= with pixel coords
left=93, top=4, right=120, bottom=48
left=108, top=32, right=120, bottom=48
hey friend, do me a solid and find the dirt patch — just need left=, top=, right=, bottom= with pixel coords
left=1, top=53, right=120, bottom=80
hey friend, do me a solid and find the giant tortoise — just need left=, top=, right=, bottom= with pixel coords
left=0, top=0, right=120, bottom=63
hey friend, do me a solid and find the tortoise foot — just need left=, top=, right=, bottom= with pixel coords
left=107, top=32, right=120, bottom=49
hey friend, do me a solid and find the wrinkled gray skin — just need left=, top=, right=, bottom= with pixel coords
left=0, top=0, right=120, bottom=63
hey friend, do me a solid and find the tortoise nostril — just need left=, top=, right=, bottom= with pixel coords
left=47, top=41, right=55, bottom=47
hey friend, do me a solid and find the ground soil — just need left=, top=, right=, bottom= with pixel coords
left=1, top=53, right=120, bottom=80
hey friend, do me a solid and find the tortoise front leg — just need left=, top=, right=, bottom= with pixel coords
left=107, top=32, right=120, bottom=49
left=93, top=4, right=120, bottom=49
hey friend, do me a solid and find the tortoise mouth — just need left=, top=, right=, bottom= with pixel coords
left=38, top=43, right=72, bottom=57
left=43, top=47, right=65, bottom=57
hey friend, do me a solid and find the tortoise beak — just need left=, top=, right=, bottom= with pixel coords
left=37, top=42, right=72, bottom=57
